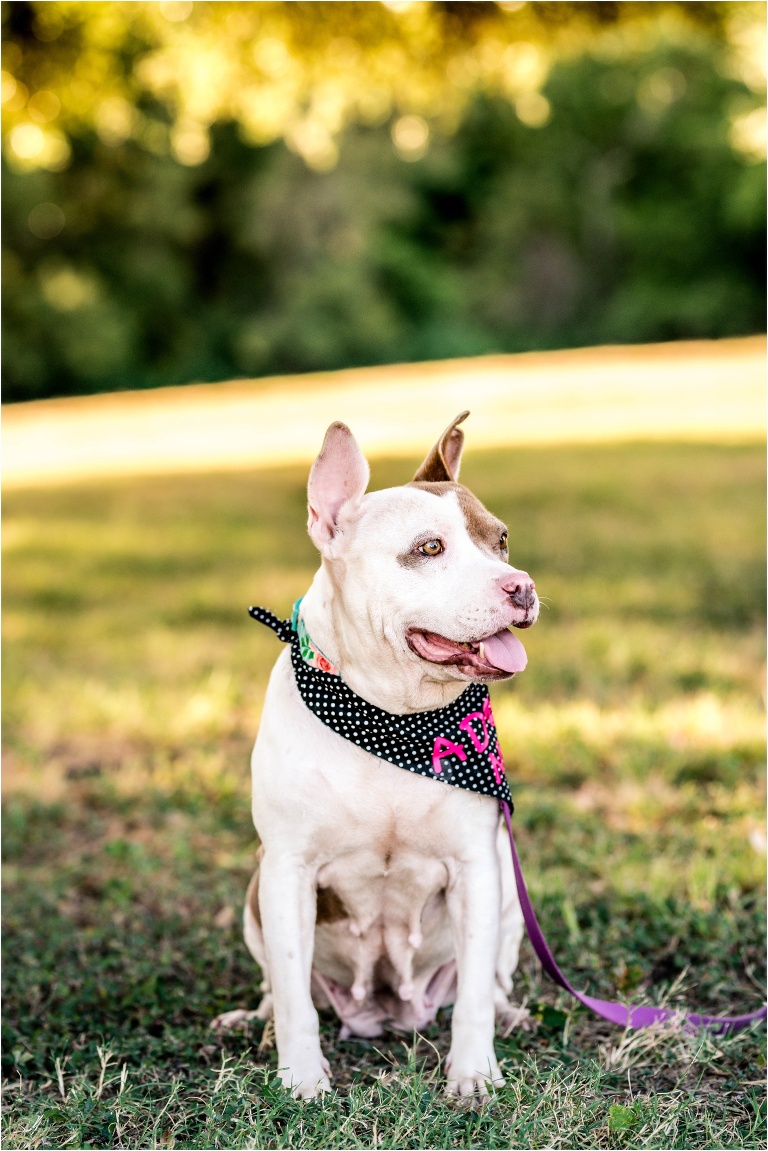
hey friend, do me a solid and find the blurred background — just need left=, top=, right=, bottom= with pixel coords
left=1, top=0, right=765, bottom=401
left=2, top=4, right=766, bottom=1146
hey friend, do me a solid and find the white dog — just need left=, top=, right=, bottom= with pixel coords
left=213, top=412, right=539, bottom=1099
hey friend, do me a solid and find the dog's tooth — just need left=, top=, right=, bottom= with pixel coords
left=478, top=642, right=485, bottom=661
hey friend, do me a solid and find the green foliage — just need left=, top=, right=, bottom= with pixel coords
left=2, top=35, right=765, bottom=402
left=2, top=441, right=766, bottom=1147
left=1, top=0, right=735, bottom=152
left=608, top=1103, right=641, bottom=1132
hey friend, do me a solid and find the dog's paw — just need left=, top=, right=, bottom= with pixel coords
left=210, top=1008, right=260, bottom=1032
left=445, top=1051, right=504, bottom=1103
left=498, top=1003, right=537, bottom=1036
left=280, top=1057, right=332, bottom=1100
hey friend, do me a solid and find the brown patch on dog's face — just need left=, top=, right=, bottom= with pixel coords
left=454, top=486, right=509, bottom=559
left=408, top=481, right=509, bottom=560
left=397, top=549, right=429, bottom=570
left=316, top=886, right=349, bottom=924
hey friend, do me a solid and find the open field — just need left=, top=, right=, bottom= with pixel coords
left=2, top=336, right=765, bottom=488
left=2, top=437, right=766, bottom=1149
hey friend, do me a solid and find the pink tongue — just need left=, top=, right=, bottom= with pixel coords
left=482, top=629, right=528, bottom=673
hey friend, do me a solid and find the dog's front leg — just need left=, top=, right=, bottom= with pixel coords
left=445, top=846, right=504, bottom=1099
left=258, top=850, right=331, bottom=1098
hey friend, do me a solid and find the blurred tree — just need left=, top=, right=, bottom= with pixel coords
left=1, top=2, right=747, bottom=171
left=1, top=2, right=765, bottom=400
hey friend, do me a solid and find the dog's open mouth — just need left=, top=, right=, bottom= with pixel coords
left=406, top=627, right=527, bottom=678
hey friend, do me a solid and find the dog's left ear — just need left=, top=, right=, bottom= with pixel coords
left=308, top=422, right=370, bottom=549
left=412, top=410, right=469, bottom=483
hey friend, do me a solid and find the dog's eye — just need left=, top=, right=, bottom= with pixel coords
left=499, top=531, right=508, bottom=550
left=418, top=539, right=444, bottom=557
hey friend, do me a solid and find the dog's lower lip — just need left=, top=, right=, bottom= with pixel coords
left=513, top=619, right=533, bottom=630
left=406, top=628, right=516, bottom=679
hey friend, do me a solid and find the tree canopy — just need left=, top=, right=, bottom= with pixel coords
left=2, top=2, right=762, bottom=171
left=2, top=2, right=765, bottom=401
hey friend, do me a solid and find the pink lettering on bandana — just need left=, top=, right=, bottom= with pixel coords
left=431, top=737, right=468, bottom=775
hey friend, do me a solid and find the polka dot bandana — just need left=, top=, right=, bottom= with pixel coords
left=249, top=603, right=513, bottom=809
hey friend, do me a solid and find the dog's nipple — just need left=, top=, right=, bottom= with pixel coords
left=349, top=922, right=361, bottom=937
left=398, top=981, right=414, bottom=1001
left=408, top=932, right=422, bottom=949
left=351, top=982, right=367, bottom=1002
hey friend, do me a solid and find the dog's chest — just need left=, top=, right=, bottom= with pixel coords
left=254, top=645, right=497, bottom=900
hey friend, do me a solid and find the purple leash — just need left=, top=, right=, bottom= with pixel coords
left=501, top=802, right=766, bottom=1034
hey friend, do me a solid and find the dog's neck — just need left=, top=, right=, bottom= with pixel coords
left=300, top=567, right=469, bottom=715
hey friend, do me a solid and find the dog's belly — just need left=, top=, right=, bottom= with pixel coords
left=311, top=848, right=456, bottom=1037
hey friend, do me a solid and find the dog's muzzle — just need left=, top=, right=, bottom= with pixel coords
left=500, top=571, right=537, bottom=627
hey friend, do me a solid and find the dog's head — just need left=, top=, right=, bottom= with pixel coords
left=304, top=412, right=538, bottom=701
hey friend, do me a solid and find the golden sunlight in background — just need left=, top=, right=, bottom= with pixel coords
left=2, top=4, right=765, bottom=173
left=2, top=336, right=765, bottom=489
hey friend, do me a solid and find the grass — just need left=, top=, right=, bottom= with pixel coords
left=2, top=440, right=766, bottom=1149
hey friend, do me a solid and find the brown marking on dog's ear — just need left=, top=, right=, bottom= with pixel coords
left=316, top=886, right=349, bottom=925
left=412, top=411, right=469, bottom=483
left=408, top=480, right=508, bottom=558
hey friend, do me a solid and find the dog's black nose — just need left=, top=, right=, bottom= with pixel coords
left=510, top=584, right=536, bottom=610
left=501, top=572, right=536, bottom=610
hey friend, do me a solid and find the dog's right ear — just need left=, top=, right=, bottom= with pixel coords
left=308, top=422, right=370, bottom=550
left=412, top=410, right=469, bottom=483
